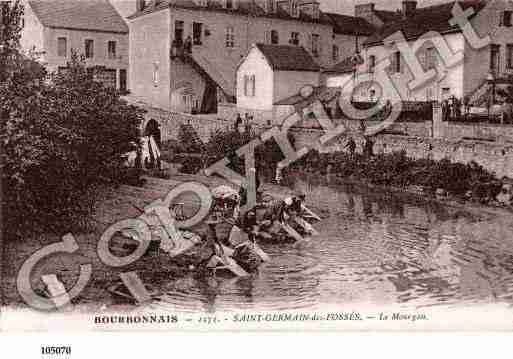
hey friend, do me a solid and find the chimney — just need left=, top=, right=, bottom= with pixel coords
left=355, top=3, right=375, bottom=18
left=402, top=0, right=417, bottom=18
left=136, top=0, right=146, bottom=12
left=355, top=3, right=376, bottom=26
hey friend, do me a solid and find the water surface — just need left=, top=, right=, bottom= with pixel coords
left=149, top=174, right=513, bottom=312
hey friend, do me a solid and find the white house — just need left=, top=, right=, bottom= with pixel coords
left=236, top=43, right=320, bottom=120
left=352, top=0, right=513, bottom=104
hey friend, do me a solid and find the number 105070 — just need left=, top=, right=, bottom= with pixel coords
left=41, top=346, right=71, bottom=356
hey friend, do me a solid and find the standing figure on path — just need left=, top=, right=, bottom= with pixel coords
left=359, top=118, right=367, bottom=134
left=234, top=113, right=242, bottom=131
left=184, top=35, right=192, bottom=53
left=442, top=99, right=448, bottom=121
left=346, top=137, right=356, bottom=157
left=363, top=136, right=374, bottom=158
left=275, top=163, right=283, bottom=185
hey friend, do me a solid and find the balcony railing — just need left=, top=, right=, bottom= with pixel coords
left=170, top=39, right=192, bottom=60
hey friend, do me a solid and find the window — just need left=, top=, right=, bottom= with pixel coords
left=311, top=33, right=319, bottom=57
left=243, top=74, right=255, bottom=97
left=391, top=51, right=401, bottom=73
left=490, top=44, right=500, bottom=72
left=368, top=55, right=376, bottom=72
left=503, top=11, right=512, bottom=27
left=290, top=32, right=299, bottom=45
left=119, top=69, right=127, bottom=92
left=426, top=87, right=434, bottom=101
left=226, top=0, right=233, bottom=9
left=507, top=44, right=513, bottom=69
left=426, top=47, right=437, bottom=69
left=85, top=39, right=94, bottom=58
left=175, top=20, right=184, bottom=43
left=193, top=22, right=203, bottom=45
left=270, top=30, right=279, bottom=44
left=332, top=45, right=339, bottom=61
left=57, top=37, right=67, bottom=57
left=107, top=41, right=116, bottom=59
left=225, top=26, right=234, bottom=48
left=153, top=62, right=159, bottom=86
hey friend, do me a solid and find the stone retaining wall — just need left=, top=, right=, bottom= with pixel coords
left=290, top=127, right=513, bottom=179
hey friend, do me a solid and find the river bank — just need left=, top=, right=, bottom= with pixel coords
left=3, top=166, right=513, bottom=311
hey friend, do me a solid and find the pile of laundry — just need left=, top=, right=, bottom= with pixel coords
left=122, top=184, right=321, bottom=279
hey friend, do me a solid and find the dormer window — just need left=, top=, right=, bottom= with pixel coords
left=291, top=0, right=299, bottom=17
left=266, top=0, right=275, bottom=13
left=312, top=4, right=319, bottom=19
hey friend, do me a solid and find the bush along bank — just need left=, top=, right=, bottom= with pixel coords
left=162, top=128, right=292, bottom=181
left=291, top=150, right=512, bottom=206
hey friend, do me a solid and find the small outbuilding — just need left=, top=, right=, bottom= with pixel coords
left=236, top=44, right=321, bottom=114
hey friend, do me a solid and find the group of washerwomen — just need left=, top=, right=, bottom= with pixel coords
left=200, top=169, right=307, bottom=272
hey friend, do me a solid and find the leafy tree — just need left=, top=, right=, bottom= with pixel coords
left=1, top=0, right=24, bottom=82
left=1, top=2, right=144, bottom=238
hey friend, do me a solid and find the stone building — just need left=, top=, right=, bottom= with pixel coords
left=349, top=0, right=513, bottom=104
left=126, top=0, right=374, bottom=114
left=20, top=0, right=129, bottom=91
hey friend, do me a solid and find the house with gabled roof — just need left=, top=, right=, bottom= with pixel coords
left=126, top=0, right=375, bottom=114
left=235, top=43, right=320, bottom=121
left=20, top=0, right=129, bottom=90
left=351, top=0, right=513, bottom=105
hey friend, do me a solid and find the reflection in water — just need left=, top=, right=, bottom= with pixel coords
left=147, top=173, right=513, bottom=312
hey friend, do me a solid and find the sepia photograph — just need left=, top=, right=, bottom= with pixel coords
left=2, top=0, right=513, bottom=332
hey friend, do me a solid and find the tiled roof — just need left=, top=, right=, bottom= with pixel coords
left=323, top=54, right=364, bottom=74
left=255, top=43, right=320, bottom=72
left=29, top=0, right=128, bottom=34
left=274, top=86, right=339, bottom=106
left=374, top=9, right=402, bottom=24
left=365, top=0, right=487, bottom=46
left=324, top=12, right=375, bottom=36
left=127, top=0, right=333, bottom=26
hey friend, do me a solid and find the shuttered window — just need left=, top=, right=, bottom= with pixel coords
left=311, top=34, right=320, bottom=57
left=57, top=37, right=67, bottom=57
left=390, top=51, right=401, bottom=73
left=243, top=74, right=255, bottom=97
left=332, top=45, right=339, bottom=61
left=108, top=41, right=116, bottom=59
left=271, top=30, right=279, bottom=44
left=426, top=47, right=437, bottom=69
left=85, top=39, right=94, bottom=58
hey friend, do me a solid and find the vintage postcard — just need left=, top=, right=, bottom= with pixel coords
left=2, top=0, right=513, bottom=333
